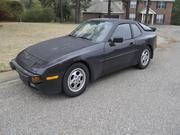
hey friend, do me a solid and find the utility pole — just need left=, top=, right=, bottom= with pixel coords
left=108, top=0, right=111, bottom=17
left=145, top=0, right=150, bottom=24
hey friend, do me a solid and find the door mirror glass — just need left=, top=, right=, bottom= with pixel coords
left=113, top=37, right=123, bottom=43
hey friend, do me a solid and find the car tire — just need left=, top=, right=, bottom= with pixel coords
left=63, top=63, right=89, bottom=97
left=138, top=46, right=151, bottom=69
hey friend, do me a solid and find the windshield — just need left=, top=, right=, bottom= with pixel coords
left=70, top=21, right=114, bottom=42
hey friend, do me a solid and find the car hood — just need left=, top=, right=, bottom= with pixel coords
left=25, top=36, right=95, bottom=62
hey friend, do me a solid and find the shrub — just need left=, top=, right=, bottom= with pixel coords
left=21, top=7, right=55, bottom=22
left=0, top=0, right=23, bottom=21
left=172, top=0, right=180, bottom=25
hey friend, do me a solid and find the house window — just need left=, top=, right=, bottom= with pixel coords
left=129, top=14, right=135, bottom=20
left=157, top=1, right=167, bottom=9
left=130, top=0, right=137, bottom=8
left=156, top=14, right=165, bottom=24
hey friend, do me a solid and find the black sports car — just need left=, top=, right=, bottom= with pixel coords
left=10, top=18, right=157, bottom=97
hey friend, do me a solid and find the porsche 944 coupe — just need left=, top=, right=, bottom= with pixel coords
left=10, top=18, right=157, bottom=97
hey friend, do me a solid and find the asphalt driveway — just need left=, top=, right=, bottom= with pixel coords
left=0, top=26, right=180, bottom=135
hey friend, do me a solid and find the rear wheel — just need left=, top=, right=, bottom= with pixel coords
left=138, top=46, right=151, bottom=69
left=63, top=63, right=89, bottom=97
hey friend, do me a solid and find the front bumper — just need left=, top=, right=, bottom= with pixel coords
left=10, top=59, right=62, bottom=94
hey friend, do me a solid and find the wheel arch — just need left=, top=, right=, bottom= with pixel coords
left=147, top=44, right=154, bottom=59
left=71, top=60, right=94, bottom=82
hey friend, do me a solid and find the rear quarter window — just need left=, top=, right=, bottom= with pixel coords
left=131, top=24, right=142, bottom=37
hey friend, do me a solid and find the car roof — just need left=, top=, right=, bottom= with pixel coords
left=88, top=18, right=137, bottom=24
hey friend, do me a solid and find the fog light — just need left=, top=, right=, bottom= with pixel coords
left=46, top=75, right=59, bottom=81
left=32, top=76, right=41, bottom=84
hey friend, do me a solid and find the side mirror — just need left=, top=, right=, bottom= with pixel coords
left=113, top=37, right=124, bottom=43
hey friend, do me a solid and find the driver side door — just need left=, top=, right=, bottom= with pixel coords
left=103, top=23, right=137, bottom=74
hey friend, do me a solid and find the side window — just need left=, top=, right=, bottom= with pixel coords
left=112, top=24, right=132, bottom=40
left=131, top=24, right=142, bottom=37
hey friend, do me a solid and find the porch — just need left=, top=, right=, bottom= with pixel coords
left=140, top=8, right=156, bottom=25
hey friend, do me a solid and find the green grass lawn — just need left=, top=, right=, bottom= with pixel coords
left=0, top=22, right=77, bottom=72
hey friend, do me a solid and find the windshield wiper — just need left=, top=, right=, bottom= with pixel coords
left=77, top=36, right=92, bottom=41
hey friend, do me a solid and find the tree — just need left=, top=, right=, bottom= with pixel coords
left=73, top=0, right=91, bottom=23
left=55, top=0, right=64, bottom=21
left=145, top=0, right=150, bottom=24
left=39, top=0, right=91, bottom=22
left=40, top=0, right=71, bottom=22
left=172, top=0, right=180, bottom=25
left=0, top=0, right=23, bottom=21
left=135, top=0, right=144, bottom=21
left=121, top=0, right=130, bottom=19
left=108, top=0, right=111, bottom=16
left=29, top=0, right=32, bottom=9
left=39, top=0, right=55, bottom=7
left=75, top=0, right=80, bottom=23
left=135, top=0, right=139, bottom=21
left=80, top=0, right=91, bottom=11
left=20, top=0, right=33, bottom=9
left=60, top=0, right=63, bottom=21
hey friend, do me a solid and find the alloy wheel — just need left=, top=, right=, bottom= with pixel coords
left=67, top=68, right=86, bottom=92
left=141, top=49, right=150, bottom=66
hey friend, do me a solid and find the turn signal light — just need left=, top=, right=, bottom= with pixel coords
left=46, top=75, right=59, bottom=81
left=32, top=76, right=41, bottom=84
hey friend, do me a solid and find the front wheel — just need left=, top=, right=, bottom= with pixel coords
left=63, top=63, right=89, bottom=97
left=138, top=46, right=151, bottom=69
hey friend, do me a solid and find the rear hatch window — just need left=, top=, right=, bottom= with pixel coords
left=139, top=23, right=156, bottom=31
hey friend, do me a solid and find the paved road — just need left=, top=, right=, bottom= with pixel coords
left=0, top=26, right=180, bottom=135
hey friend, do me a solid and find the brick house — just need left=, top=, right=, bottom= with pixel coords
left=129, top=0, right=175, bottom=24
left=83, top=0, right=175, bottom=25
